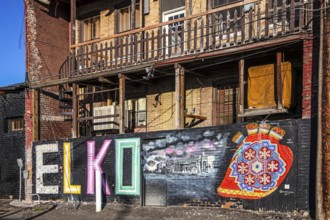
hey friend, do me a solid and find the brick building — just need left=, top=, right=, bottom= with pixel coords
left=25, top=0, right=321, bottom=216
left=0, top=83, right=26, bottom=199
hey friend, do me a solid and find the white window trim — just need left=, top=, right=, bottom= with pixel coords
left=162, top=6, right=186, bottom=22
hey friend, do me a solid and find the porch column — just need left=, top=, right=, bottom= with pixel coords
left=175, top=63, right=185, bottom=129
left=119, top=74, right=126, bottom=134
left=131, top=0, right=136, bottom=29
left=239, top=59, right=245, bottom=119
left=72, top=84, right=78, bottom=138
left=70, top=0, right=76, bottom=45
left=276, top=52, right=283, bottom=109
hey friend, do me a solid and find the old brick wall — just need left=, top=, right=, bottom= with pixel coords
left=0, top=90, right=25, bottom=199
left=26, top=0, right=71, bottom=141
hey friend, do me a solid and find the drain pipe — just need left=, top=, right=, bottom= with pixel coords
left=17, top=159, right=23, bottom=202
left=316, top=0, right=325, bottom=219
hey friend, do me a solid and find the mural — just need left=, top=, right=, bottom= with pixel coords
left=217, top=123, right=293, bottom=199
left=31, top=120, right=310, bottom=212
left=143, top=130, right=230, bottom=201
left=35, top=143, right=59, bottom=194
left=63, top=142, right=81, bottom=194
left=86, top=140, right=111, bottom=195
left=115, top=138, right=141, bottom=195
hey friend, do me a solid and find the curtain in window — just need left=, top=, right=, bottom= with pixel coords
left=247, top=62, right=292, bottom=109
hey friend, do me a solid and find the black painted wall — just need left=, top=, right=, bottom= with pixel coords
left=0, top=90, right=26, bottom=199
left=32, top=119, right=312, bottom=212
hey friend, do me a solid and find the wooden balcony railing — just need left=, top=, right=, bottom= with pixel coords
left=36, top=0, right=312, bottom=86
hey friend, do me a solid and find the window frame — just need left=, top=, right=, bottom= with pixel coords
left=81, top=15, right=100, bottom=42
left=7, top=117, right=24, bottom=132
left=118, top=3, right=141, bottom=33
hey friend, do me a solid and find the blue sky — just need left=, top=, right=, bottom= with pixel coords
left=0, top=0, right=25, bottom=87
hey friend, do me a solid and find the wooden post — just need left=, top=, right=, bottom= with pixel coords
left=239, top=59, right=245, bottom=119
left=70, top=0, right=76, bottom=45
left=276, top=52, right=283, bottom=109
left=175, top=63, right=185, bottom=129
left=72, top=84, right=78, bottom=138
left=131, top=0, right=136, bottom=29
left=70, top=0, right=76, bottom=76
left=119, top=74, right=126, bottom=134
left=212, top=87, right=218, bottom=126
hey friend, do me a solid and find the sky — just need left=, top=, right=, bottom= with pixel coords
left=0, top=0, right=25, bottom=87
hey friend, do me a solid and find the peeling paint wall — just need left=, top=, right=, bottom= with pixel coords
left=25, top=0, right=71, bottom=140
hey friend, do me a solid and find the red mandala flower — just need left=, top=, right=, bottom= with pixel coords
left=267, top=160, right=279, bottom=172
left=244, top=174, right=256, bottom=186
left=259, top=173, right=272, bottom=186
left=258, top=147, right=271, bottom=160
left=237, top=162, right=248, bottom=174
left=244, top=148, right=256, bottom=161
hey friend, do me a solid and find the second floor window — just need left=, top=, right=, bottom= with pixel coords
left=83, top=16, right=100, bottom=41
left=119, top=4, right=140, bottom=32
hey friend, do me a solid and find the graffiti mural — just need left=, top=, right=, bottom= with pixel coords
left=86, top=140, right=111, bottom=195
left=35, top=143, right=59, bottom=194
left=115, top=138, right=141, bottom=195
left=143, top=130, right=230, bottom=201
left=217, top=123, right=293, bottom=200
left=31, top=119, right=310, bottom=211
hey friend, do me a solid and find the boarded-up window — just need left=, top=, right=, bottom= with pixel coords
left=83, top=16, right=100, bottom=41
left=247, top=62, right=292, bottom=109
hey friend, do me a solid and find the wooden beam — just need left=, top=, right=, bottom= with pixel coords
left=238, top=107, right=288, bottom=117
left=98, top=77, right=114, bottom=84
left=72, top=83, right=78, bottom=138
left=119, top=74, right=126, bottom=134
left=276, top=52, right=283, bottom=109
left=175, top=63, right=185, bottom=129
left=78, top=114, right=120, bottom=122
left=239, top=59, right=245, bottom=119
left=70, top=0, right=76, bottom=46
left=185, top=114, right=207, bottom=120
left=77, top=87, right=119, bottom=96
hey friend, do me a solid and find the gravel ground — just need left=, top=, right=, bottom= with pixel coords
left=0, top=200, right=311, bottom=220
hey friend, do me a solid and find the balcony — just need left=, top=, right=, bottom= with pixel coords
left=30, top=0, right=312, bottom=88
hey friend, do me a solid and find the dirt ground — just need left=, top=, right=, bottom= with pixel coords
left=0, top=200, right=311, bottom=220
